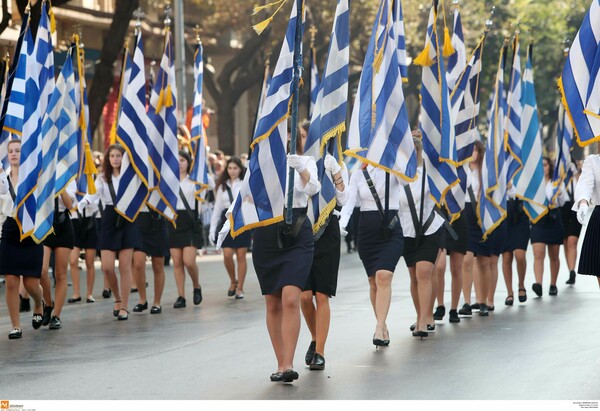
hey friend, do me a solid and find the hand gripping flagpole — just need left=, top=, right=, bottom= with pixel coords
left=285, top=0, right=304, bottom=226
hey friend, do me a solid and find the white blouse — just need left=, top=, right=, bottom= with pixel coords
left=398, top=167, right=444, bottom=238
left=573, top=154, right=600, bottom=211
left=82, top=173, right=123, bottom=207
left=210, top=178, right=242, bottom=234
left=465, top=167, right=480, bottom=203
left=176, top=175, right=200, bottom=211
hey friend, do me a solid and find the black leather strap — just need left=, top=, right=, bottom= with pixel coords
left=107, top=180, right=118, bottom=206
left=7, top=175, right=16, bottom=202
left=179, top=187, right=197, bottom=222
left=362, top=169, right=386, bottom=223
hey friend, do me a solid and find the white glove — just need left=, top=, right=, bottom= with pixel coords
left=340, top=226, right=348, bottom=237
left=577, top=203, right=589, bottom=225
left=77, top=199, right=88, bottom=214
left=324, top=154, right=342, bottom=175
left=287, top=154, right=307, bottom=173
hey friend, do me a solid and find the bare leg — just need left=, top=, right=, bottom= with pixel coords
left=416, top=261, right=435, bottom=331
left=101, top=250, right=122, bottom=311
left=462, top=251, right=474, bottom=305
left=69, top=247, right=81, bottom=299
left=435, top=250, right=447, bottom=307
left=565, top=236, right=578, bottom=271
left=265, top=292, right=284, bottom=372
left=515, top=249, right=527, bottom=295
left=408, top=266, right=419, bottom=325
left=314, top=292, right=331, bottom=355
left=84, top=249, right=96, bottom=299
left=476, top=255, right=490, bottom=305
left=449, top=252, right=464, bottom=310
left=548, top=244, right=561, bottom=286
left=151, top=256, right=165, bottom=307
left=170, top=248, right=185, bottom=297
left=532, top=243, right=546, bottom=285
left=183, top=246, right=200, bottom=289
left=40, top=247, right=53, bottom=306
left=373, top=270, right=393, bottom=340
left=23, top=277, right=43, bottom=314
left=222, top=247, right=236, bottom=292
left=132, top=251, right=148, bottom=304
left=52, top=247, right=71, bottom=317
left=488, top=254, right=500, bottom=307
left=6, top=275, right=21, bottom=329
left=368, top=276, right=377, bottom=315
left=280, top=285, right=302, bottom=370
left=502, top=251, right=514, bottom=298
left=235, top=248, right=248, bottom=296
left=300, top=290, right=317, bottom=341
left=117, top=248, right=134, bottom=315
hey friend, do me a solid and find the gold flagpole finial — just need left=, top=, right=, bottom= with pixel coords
left=563, top=38, right=571, bottom=58
left=485, top=6, right=496, bottom=33
left=193, top=24, right=202, bottom=44
left=163, top=1, right=172, bottom=31
left=133, top=8, right=144, bottom=35
left=451, top=0, right=460, bottom=11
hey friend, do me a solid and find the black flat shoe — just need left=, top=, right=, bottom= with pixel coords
left=193, top=288, right=203, bottom=305
left=227, top=281, right=236, bottom=297
left=117, top=309, right=129, bottom=321
left=67, top=297, right=81, bottom=303
left=433, top=305, right=446, bottom=320
left=518, top=288, right=527, bottom=303
left=549, top=285, right=558, bottom=296
left=458, top=303, right=472, bottom=316
left=505, top=295, right=514, bottom=306
left=427, top=324, right=436, bottom=332
left=173, top=296, right=186, bottom=308
left=8, top=328, right=22, bottom=339
left=49, top=316, right=62, bottom=330
left=487, top=305, right=495, bottom=311
left=282, top=369, right=299, bottom=382
left=305, top=340, right=316, bottom=365
left=449, top=309, right=460, bottom=323
left=409, top=323, right=416, bottom=331
left=102, top=289, right=111, bottom=299
left=412, top=330, right=428, bottom=340
left=150, top=306, right=162, bottom=314
left=470, top=303, right=481, bottom=311
left=270, top=372, right=284, bottom=382
left=566, top=270, right=576, bottom=285
left=133, top=302, right=148, bottom=312
left=42, top=301, right=53, bottom=326
left=19, top=296, right=31, bottom=312
left=32, top=313, right=43, bottom=329
left=113, top=301, right=122, bottom=317
left=310, top=353, right=325, bottom=370
left=86, top=297, right=95, bottom=303
left=532, top=283, right=543, bottom=297
left=479, top=304, right=489, bottom=316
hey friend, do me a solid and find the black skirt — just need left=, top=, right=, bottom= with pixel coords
left=72, top=216, right=99, bottom=249
left=530, top=209, right=564, bottom=245
left=441, top=212, right=467, bottom=254
left=252, top=209, right=314, bottom=295
left=43, top=211, right=74, bottom=249
left=304, top=216, right=341, bottom=296
left=578, top=206, right=600, bottom=276
left=0, top=217, right=43, bottom=277
left=465, top=204, right=491, bottom=257
left=403, top=229, right=442, bottom=267
left=488, top=219, right=507, bottom=256
left=136, top=211, right=169, bottom=257
left=357, top=210, right=403, bottom=277
left=99, top=205, right=140, bottom=251
left=168, top=211, right=202, bottom=249
left=503, top=199, right=530, bottom=252
left=561, top=201, right=582, bottom=238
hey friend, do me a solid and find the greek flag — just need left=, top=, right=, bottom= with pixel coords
left=505, top=33, right=524, bottom=182
left=553, top=104, right=574, bottom=195
left=479, top=45, right=508, bottom=239
left=446, top=6, right=466, bottom=92
left=559, top=0, right=600, bottom=146
left=228, top=0, right=304, bottom=236
left=33, top=52, right=76, bottom=243
left=0, top=58, right=10, bottom=168
left=416, top=1, right=459, bottom=215
left=146, top=30, right=179, bottom=224
left=392, top=0, right=408, bottom=82
left=309, top=44, right=320, bottom=119
left=114, top=32, right=150, bottom=221
left=304, top=0, right=349, bottom=232
left=109, top=49, right=132, bottom=146
left=253, top=62, right=271, bottom=137
left=513, top=45, right=547, bottom=222
left=74, top=55, right=94, bottom=200
left=15, top=2, right=54, bottom=238
left=346, top=0, right=416, bottom=182
left=189, top=40, right=209, bottom=197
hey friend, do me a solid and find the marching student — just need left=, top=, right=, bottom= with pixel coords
left=78, top=143, right=140, bottom=320
left=209, top=156, right=249, bottom=300
left=39, top=180, right=77, bottom=330
left=168, top=150, right=204, bottom=309
left=0, top=139, right=45, bottom=339
left=572, top=154, right=600, bottom=286
left=530, top=158, right=566, bottom=297
left=562, top=163, right=582, bottom=285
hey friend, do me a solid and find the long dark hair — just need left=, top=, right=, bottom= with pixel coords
left=216, top=156, right=246, bottom=192
left=103, top=143, right=125, bottom=184
left=543, top=156, right=554, bottom=180
left=179, top=150, right=192, bottom=175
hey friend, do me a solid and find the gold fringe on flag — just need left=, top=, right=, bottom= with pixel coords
left=252, top=0, right=288, bottom=35
left=83, top=142, right=97, bottom=194
left=155, top=88, right=165, bottom=113
left=164, top=84, right=174, bottom=108
left=413, top=43, right=434, bottom=66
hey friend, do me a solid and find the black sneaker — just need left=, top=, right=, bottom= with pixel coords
left=458, top=303, right=472, bottom=316
left=479, top=304, right=489, bottom=316
left=566, top=270, right=576, bottom=285
left=433, top=305, right=446, bottom=321
left=449, top=309, right=460, bottom=323
left=193, top=288, right=203, bottom=305
left=49, top=316, right=62, bottom=330
left=549, top=285, right=558, bottom=296
left=173, top=296, right=186, bottom=308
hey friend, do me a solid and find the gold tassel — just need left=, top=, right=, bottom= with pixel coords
left=252, top=0, right=286, bottom=15
left=83, top=142, right=97, bottom=195
left=252, top=0, right=288, bottom=35
left=109, top=121, right=117, bottom=145
left=48, top=0, right=56, bottom=34
left=164, top=85, right=174, bottom=108
left=443, top=27, right=455, bottom=57
left=155, top=88, right=165, bottom=113
left=373, top=46, right=384, bottom=74
left=252, top=17, right=273, bottom=35
left=413, top=43, right=434, bottom=67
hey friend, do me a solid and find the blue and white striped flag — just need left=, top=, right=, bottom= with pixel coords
left=479, top=45, right=508, bottom=239
left=392, top=0, right=408, bottom=82
left=559, top=0, right=600, bottom=147
left=416, top=0, right=459, bottom=216
left=505, top=33, right=524, bottom=182
left=228, top=0, right=304, bottom=237
left=305, top=0, right=349, bottom=232
left=146, top=30, right=179, bottom=224
left=346, top=0, right=416, bottom=182
left=74, top=50, right=95, bottom=200
left=308, top=43, right=320, bottom=119
left=0, top=58, right=11, bottom=169
left=15, top=3, right=54, bottom=239
left=114, top=33, right=150, bottom=221
left=553, top=103, right=574, bottom=196
left=253, top=62, right=271, bottom=137
left=514, top=45, right=547, bottom=223
left=189, top=40, right=209, bottom=198
left=446, top=5, right=466, bottom=92
left=33, top=51, right=76, bottom=242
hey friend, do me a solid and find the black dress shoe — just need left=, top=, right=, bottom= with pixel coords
left=173, top=296, right=186, bottom=308
left=532, top=282, right=543, bottom=297
left=305, top=340, right=316, bottom=365
left=549, top=285, right=558, bottom=296
left=32, top=313, right=43, bottom=329
left=518, top=288, right=527, bottom=303
left=427, top=324, right=436, bottom=332
left=86, top=297, right=95, bottom=303
left=193, top=288, right=203, bottom=305
left=409, top=323, right=416, bottom=331
left=150, top=306, right=162, bottom=314
left=449, top=309, right=460, bottom=323
left=42, top=302, right=53, bottom=326
left=113, top=301, right=122, bottom=317
left=49, top=316, right=62, bottom=330
left=412, top=330, right=428, bottom=340
left=433, top=305, right=446, bottom=320
left=133, top=302, right=148, bottom=312
left=270, top=372, right=284, bottom=382
left=102, top=289, right=111, bottom=299
left=282, top=369, right=299, bottom=382
left=8, top=328, right=22, bottom=339
left=479, top=304, right=489, bottom=316
left=458, top=303, right=472, bottom=316
left=309, top=353, right=325, bottom=370
left=117, top=309, right=129, bottom=321
left=20, top=296, right=31, bottom=312
left=67, top=297, right=81, bottom=303
left=566, top=270, right=576, bottom=285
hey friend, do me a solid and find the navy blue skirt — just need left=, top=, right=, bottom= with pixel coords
left=561, top=201, right=582, bottom=238
left=136, top=211, right=169, bottom=257
left=43, top=211, right=74, bottom=249
left=530, top=209, right=564, bottom=245
left=503, top=199, right=530, bottom=252
left=168, top=211, right=202, bottom=249
left=465, top=203, right=491, bottom=257
left=357, top=210, right=403, bottom=277
left=403, top=229, right=442, bottom=267
left=488, top=219, right=507, bottom=256
left=578, top=206, right=600, bottom=276
left=99, top=205, right=140, bottom=251
left=304, top=216, right=340, bottom=296
left=252, top=209, right=314, bottom=295
left=0, top=217, right=43, bottom=277
left=441, top=211, right=468, bottom=254
left=72, top=217, right=99, bottom=249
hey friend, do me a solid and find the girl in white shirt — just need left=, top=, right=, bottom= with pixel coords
left=209, top=157, right=249, bottom=299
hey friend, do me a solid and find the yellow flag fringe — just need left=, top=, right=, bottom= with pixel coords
left=443, top=27, right=455, bottom=57
left=413, top=43, right=434, bottom=67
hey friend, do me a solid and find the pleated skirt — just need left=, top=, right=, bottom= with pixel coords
left=357, top=210, right=403, bottom=277
left=0, top=217, right=43, bottom=277
left=578, top=206, right=600, bottom=276
left=304, top=216, right=341, bottom=296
